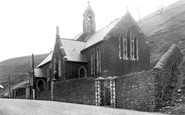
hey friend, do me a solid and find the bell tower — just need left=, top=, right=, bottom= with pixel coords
left=83, top=1, right=96, bottom=35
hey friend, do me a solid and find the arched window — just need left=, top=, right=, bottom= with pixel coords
left=134, top=37, right=139, bottom=60
left=58, top=58, right=62, bottom=77
left=96, top=48, right=101, bottom=73
left=131, top=40, right=134, bottom=60
left=123, top=36, right=127, bottom=59
left=91, top=52, right=94, bottom=75
left=93, top=51, right=96, bottom=74
left=88, top=15, right=92, bottom=24
left=127, top=30, right=131, bottom=59
left=78, top=66, right=87, bottom=78
left=36, top=79, right=46, bottom=92
left=119, top=35, right=123, bottom=59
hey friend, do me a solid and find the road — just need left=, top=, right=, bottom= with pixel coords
left=0, top=99, right=166, bottom=115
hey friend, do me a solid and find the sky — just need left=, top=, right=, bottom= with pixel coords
left=0, top=0, right=179, bottom=62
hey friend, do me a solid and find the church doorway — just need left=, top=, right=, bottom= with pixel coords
left=36, top=79, right=46, bottom=92
left=78, top=66, right=86, bottom=78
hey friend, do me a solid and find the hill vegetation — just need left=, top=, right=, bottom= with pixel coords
left=0, top=54, right=47, bottom=89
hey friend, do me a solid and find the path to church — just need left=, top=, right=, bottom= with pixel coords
left=0, top=99, right=165, bottom=115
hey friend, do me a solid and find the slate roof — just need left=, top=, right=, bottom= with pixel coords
left=37, top=52, right=52, bottom=68
left=72, top=32, right=83, bottom=40
left=84, top=17, right=122, bottom=49
left=137, top=0, right=185, bottom=37
left=11, top=80, right=29, bottom=90
left=34, top=68, right=46, bottom=77
left=59, top=38, right=87, bottom=62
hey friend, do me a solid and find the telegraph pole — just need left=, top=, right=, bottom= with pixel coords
left=8, top=76, right=10, bottom=98
left=31, top=54, right=36, bottom=100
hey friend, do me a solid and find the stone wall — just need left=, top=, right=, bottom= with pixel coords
left=36, top=90, right=51, bottom=100
left=115, top=70, right=157, bottom=111
left=153, top=44, right=183, bottom=107
left=53, top=77, right=95, bottom=105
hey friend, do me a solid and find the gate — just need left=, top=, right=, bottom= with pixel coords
left=95, top=76, right=116, bottom=107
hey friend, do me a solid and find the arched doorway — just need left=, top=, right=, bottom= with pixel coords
left=78, top=66, right=87, bottom=78
left=36, top=79, right=46, bottom=92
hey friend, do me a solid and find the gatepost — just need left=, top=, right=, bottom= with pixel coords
left=108, top=76, right=117, bottom=108
left=95, top=77, right=106, bottom=106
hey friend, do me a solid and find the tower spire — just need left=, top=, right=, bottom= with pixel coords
left=56, top=26, right=60, bottom=39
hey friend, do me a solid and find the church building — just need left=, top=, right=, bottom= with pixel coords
left=38, top=3, right=150, bottom=82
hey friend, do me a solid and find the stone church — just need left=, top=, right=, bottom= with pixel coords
left=37, top=3, right=150, bottom=83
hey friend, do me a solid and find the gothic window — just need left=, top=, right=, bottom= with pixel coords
left=123, top=36, right=127, bottom=59
left=131, top=40, right=134, bottom=60
left=78, top=66, right=87, bottom=78
left=134, top=37, right=139, bottom=60
left=91, top=52, right=94, bottom=75
left=127, top=30, right=131, bottom=59
left=119, top=34, right=128, bottom=60
left=93, top=51, right=96, bottom=74
left=91, top=49, right=101, bottom=77
left=58, top=59, right=62, bottom=77
left=119, top=35, right=123, bottom=59
left=96, top=48, right=101, bottom=73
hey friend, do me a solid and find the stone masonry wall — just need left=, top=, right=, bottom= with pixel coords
left=53, top=78, right=95, bottom=105
left=153, top=44, right=183, bottom=107
left=116, top=70, right=157, bottom=112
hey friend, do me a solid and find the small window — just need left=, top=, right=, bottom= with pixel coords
left=88, top=16, right=92, bottom=21
left=88, top=16, right=92, bottom=24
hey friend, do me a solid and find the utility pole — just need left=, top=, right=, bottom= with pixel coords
left=8, top=76, right=10, bottom=98
left=31, top=54, right=36, bottom=100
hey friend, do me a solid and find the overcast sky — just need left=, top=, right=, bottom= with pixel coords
left=0, top=0, right=179, bottom=62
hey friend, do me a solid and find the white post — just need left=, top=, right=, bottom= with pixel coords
left=32, top=89, right=35, bottom=100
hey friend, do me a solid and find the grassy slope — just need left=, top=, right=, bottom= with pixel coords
left=138, top=0, right=185, bottom=66
left=138, top=0, right=185, bottom=89
left=0, top=54, right=47, bottom=89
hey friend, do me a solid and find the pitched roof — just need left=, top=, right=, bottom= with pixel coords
left=59, top=38, right=87, bottom=62
left=138, top=0, right=185, bottom=37
left=37, top=52, right=52, bottom=68
left=11, top=79, right=29, bottom=90
left=83, top=4, right=95, bottom=16
left=34, top=68, right=46, bottom=77
left=84, top=17, right=122, bottom=49
left=72, top=32, right=83, bottom=40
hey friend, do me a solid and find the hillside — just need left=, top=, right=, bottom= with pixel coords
left=0, top=54, right=48, bottom=87
left=138, top=0, right=185, bottom=66
left=137, top=0, right=185, bottom=88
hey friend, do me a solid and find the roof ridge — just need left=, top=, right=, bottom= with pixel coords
left=97, top=16, right=123, bottom=33
left=72, top=32, right=83, bottom=40
left=60, top=38, right=86, bottom=43
left=37, top=51, right=52, bottom=68
left=36, top=51, right=53, bottom=68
